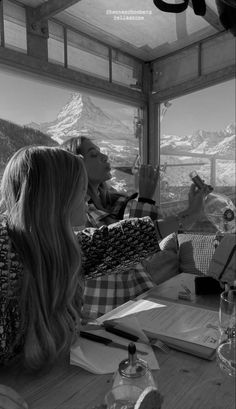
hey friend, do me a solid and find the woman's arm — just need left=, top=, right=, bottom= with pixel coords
left=129, top=200, right=159, bottom=221
left=78, top=184, right=204, bottom=279
left=128, top=165, right=160, bottom=221
left=138, top=164, right=159, bottom=201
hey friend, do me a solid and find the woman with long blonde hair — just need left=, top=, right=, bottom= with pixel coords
left=0, top=146, right=87, bottom=371
left=0, top=145, right=204, bottom=408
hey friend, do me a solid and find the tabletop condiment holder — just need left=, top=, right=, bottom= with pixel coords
left=112, top=342, right=157, bottom=391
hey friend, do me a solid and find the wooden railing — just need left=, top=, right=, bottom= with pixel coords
left=160, top=151, right=235, bottom=188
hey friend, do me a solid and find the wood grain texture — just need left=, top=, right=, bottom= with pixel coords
left=0, top=274, right=234, bottom=409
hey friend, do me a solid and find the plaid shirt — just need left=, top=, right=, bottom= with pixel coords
left=82, top=194, right=160, bottom=319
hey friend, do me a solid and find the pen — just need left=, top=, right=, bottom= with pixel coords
left=103, top=322, right=139, bottom=342
left=103, top=323, right=169, bottom=352
left=103, top=322, right=158, bottom=346
left=80, top=331, right=148, bottom=355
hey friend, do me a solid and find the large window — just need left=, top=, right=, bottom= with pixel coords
left=0, top=70, right=141, bottom=194
left=160, top=79, right=235, bottom=231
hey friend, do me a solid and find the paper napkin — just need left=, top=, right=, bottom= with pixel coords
left=70, top=316, right=159, bottom=374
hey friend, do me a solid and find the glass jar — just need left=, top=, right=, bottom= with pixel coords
left=112, top=343, right=157, bottom=391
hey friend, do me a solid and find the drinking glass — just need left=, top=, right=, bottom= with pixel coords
left=104, top=384, right=143, bottom=409
left=216, top=288, right=236, bottom=376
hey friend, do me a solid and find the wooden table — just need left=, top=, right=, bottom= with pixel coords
left=1, top=273, right=235, bottom=409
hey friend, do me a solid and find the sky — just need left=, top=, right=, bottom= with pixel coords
left=161, top=79, right=236, bottom=135
left=0, top=68, right=235, bottom=136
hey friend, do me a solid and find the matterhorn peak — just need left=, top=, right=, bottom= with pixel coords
left=57, top=93, right=83, bottom=120
left=38, top=92, right=132, bottom=143
left=225, top=122, right=236, bottom=135
left=71, top=92, right=81, bottom=100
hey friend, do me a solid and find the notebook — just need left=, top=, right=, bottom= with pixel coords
left=97, top=297, right=219, bottom=360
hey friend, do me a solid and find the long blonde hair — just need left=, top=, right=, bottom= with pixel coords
left=1, top=146, right=87, bottom=371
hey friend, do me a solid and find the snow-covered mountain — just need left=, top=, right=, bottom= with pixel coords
left=160, top=124, right=235, bottom=190
left=28, top=93, right=134, bottom=145
left=1, top=90, right=235, bottom=198
left=25, top=92, right=235, bottom=192
left=27, top=92, right=235, bottom=160
left=160, top=125, right=236, bottom=158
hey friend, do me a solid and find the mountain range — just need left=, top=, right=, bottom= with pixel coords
left=27, top=93, right=135, bottom=144
left=161, top=123, right=235, bottom=158
left=26, top=92, right=235, bottom=158
left=0, top=92, right=235, bottom=193
left=26, top=92, right=236, bottom=190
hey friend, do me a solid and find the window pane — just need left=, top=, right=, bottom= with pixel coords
left=112, top=49, right=143, bottom=90
left=89, top=98, right=141, bottom=194
left=3, top=0, right=26, bottom=52
left=67, top=30, right=109, bottom=80
left=48, top=21, right=64, bottom=66
left=160, top=80, right=236, bottom=233
left=153, top=46, right=198, bottom=91
left=0, top=70, right=140, bottom=196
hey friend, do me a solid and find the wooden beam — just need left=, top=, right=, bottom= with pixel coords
left=150, top=30, right=229, bottom=64
left=26, top=7, right=49, bottom=61
left=189, top=1, right=224, bottom=31
left=31, top=0, right=82, bottom=23
left=0, top=46, right=147, bottom=106
left=148, top=101, right=160, bottom=205
left=0, top=0, right=4, bottom=47
left=151, top=64, right=235, bottom=102
left=142, top=63, right=152, bottom=165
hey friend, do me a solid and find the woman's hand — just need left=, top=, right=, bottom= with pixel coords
left=0, top=385, right=28, bottom=409
left=138, top=165, right=159, bottom=200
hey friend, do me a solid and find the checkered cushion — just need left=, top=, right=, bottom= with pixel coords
left=178, top=233, right=216, bottom=276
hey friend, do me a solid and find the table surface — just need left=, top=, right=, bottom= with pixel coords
left=1, top=273, right=235, bottom=409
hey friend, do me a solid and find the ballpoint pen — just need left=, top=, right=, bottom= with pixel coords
left=102, top=322, right=170, bottom=353
left=103, top=322, right=139, bottom=342
left=82, top=321, right=170, bottom=353
left=80, top=331, right=148, bottom=355
left=81, top=321, right=139, bottom=341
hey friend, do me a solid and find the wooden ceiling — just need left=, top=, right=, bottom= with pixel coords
left=16, top=0, right=225, bottom=61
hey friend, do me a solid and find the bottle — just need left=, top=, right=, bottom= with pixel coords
left=189, top=171, right=236, bottom=233
left=112, top=343, right=157, bottom=391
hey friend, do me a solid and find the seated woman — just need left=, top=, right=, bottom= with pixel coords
left=0, top=145, right=203, bottom=407
left=61, top=136, right=160, bottom=223
left=61, top=136, right=174, bottom=319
